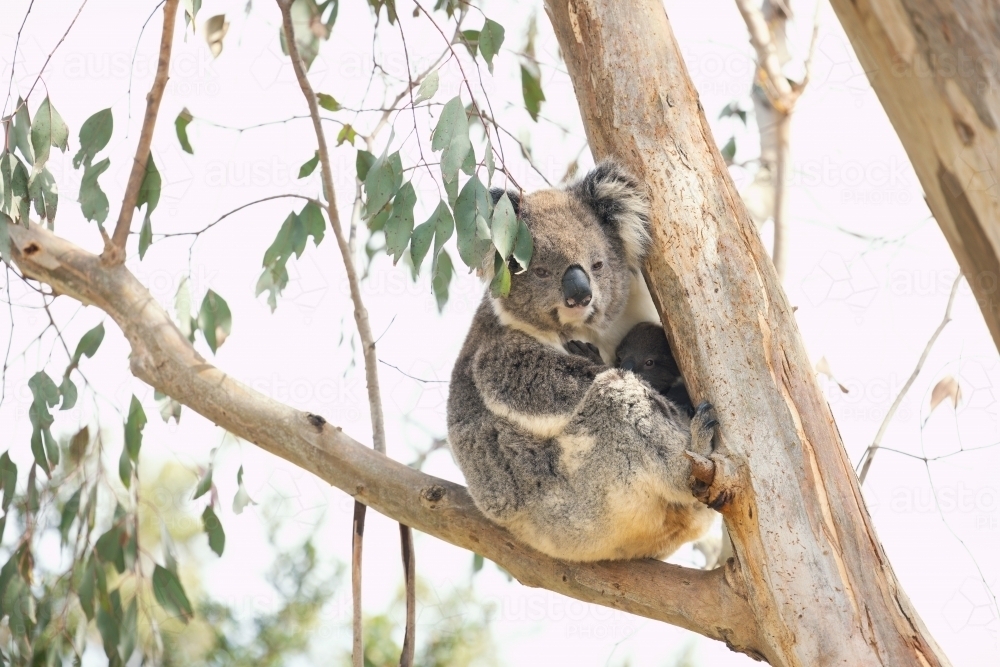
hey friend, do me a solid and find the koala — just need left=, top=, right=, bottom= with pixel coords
left=615, top=323, right=694, bottom=415
left=446, top=161, right=719, bottom=562
left=566, top=323, right=693, bottom=415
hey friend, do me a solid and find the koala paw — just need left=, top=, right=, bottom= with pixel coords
left=689, top=402, right=718, bottom=457
left=564, top=340, right=604, bottom=364
left=685, top=404, right=735, bottom=510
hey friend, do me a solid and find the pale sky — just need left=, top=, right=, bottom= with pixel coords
left=1, top=0, right=997, bottom=665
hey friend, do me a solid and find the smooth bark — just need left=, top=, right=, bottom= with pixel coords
left=829, top=0, right=1000, bottom=352
left=545, top=0, right=951, bottom=664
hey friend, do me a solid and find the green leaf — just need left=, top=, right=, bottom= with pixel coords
left=317, top=92, right=341, bottom=111
left=384, top=181, right=416, bottom=263
left=152, top=565, right=194, bottom=622
left=414, top=70, right=439, bottom=105
left=521, top=65, right=546, bottom=122
left=298, top=151, right=319, bottom=178
left=193, top=465, right=213, bottom=500
left=490, top=251, right=511, bottom=297
left=59, top=488, right=82, bottom=544
left=485, top=137, right=495, bottom=184
left=95, top=525, right=125, bottom=573
left=175, top=108, right=194, bottom=153
left=512, top=219, right=533, bottom=272
left=13, top=99, right=34, bottom=165
left=183, top=0, right=202, bottom=28
left=78, top=556, right=97, bottom=621
left=9, top=157, right=29, bottom=224
left=198, top=289, right=232, bottom=354
left=201, top=506, right=225, bottom=556
left=459, top=29, right=479, bottom=57
left=720, top=136, right=736, bottom=163
left=356, top=149, right=376, bottom=182
left=337, top=123, right=357, bottom=146
left=27, top=167, right=58, bottom=225
left=0, top=213, right=9, bottom=264
left=120, top=597, right=138, bottom=663
left=44, top=427, right=60, bottom=467
left=414, top=202, right=454, bottom=275
left=0, top=453, right=18, bottom=512
left=73, top=108, right=113, bottom=169
left=478, top=19, right=505, bottom=73
left=431, top=96, right=471, bottom=184
left=454, top=176, right=493, bottom=269
left=136, top=155, right=161, bottom=214
left=298, top=201, right=326, bottom=247
left=138, top=213, right=153, bottom=259
left=118, top=446, right=132, bottom=489
left=59, top=375, right=77, bottom=410
left=79, top=157, right=111, bottom=224
left=432, top=249, right=453, bottom=313
left=72, top=322, right=105, bottom=364
left=473, top=552, right=484, bottom=573
left=410, top=220, right=435, bottom=275
left=154, top=389, right=182, bottom=424
left=124, top=396, right=146, bottom=463
left=491, top=192, right=518, bottom=259
left=363, top=150, right=403, bottom=219
left=29, top=371, right=60, bottom=408
left=30, top=97, right=69, bottom=167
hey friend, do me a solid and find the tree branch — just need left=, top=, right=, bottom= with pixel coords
left=106, top=0, right=179, bottom=260
left=857, top=274, right=963, bottom=483
left=4, top=218, right=759, bottom=653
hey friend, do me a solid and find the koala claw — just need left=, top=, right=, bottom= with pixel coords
left=689, top=402, right=718, bottom=457
left=565, top=340, right=604, bottom=364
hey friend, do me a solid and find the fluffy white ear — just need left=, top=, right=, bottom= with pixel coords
left=569, top=160, right=651, bottom=271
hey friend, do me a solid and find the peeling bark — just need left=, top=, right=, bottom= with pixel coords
left=545, top=0, right=951, bottom=664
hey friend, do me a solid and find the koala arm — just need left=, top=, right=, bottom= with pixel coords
left=471, top=336, right=601, bottom=420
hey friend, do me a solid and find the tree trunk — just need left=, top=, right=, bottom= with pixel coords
left=545, top=0, right=951, bottom=665
left=827, top=0, right=1000, bottom=352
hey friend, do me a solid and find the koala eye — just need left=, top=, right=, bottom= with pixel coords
left=644, top=359, right=655, bottom=368
left=592, top=261, right=604, bottom=271
left=533, top=267, right=551, bottom=278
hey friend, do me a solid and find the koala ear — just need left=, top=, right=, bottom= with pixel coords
left=489, top=188, right=521, bottom=217
left=570, top=160, right=651, bottom=271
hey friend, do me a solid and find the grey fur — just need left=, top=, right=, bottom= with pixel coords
left=447, top=161, right=717, bottom=562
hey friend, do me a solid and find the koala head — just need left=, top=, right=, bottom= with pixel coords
left=615, top=322, right=682, bottom=394
left=490, top=161, right=651, bottom=337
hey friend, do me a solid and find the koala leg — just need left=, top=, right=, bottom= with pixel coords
left=513, top=369, right=716, bottom=561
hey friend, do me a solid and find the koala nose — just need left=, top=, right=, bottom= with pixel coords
left=621, top=359, right=636, bottom=371
left=562, top=265, right=592, bottom=308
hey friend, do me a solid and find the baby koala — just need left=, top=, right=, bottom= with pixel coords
left=565, top=322, right=693, bottom=414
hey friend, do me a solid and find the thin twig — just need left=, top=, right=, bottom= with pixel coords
left=14, top=0, right=89, bottom=114
left=351, top=500, right=366, bottom=667
left=399, top=523, right=416, bottom=667
left=106, top=0, right=180, bottom=259
left=276, top=5, right=392, bottom=666
left=3, top=0, right=36, bottom=118
left=857, top=274, right=963, bottom=483
left=126, top=1, right=167, bottom=132
left=277, top=0, right=385, bottom=454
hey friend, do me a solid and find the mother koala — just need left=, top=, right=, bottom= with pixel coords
left=446, top=161, right=719, bottom=562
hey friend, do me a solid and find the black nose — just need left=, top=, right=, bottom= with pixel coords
left=562, top=265, right=592, bottom=308
left=621, top=359, right=635, bottom=371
